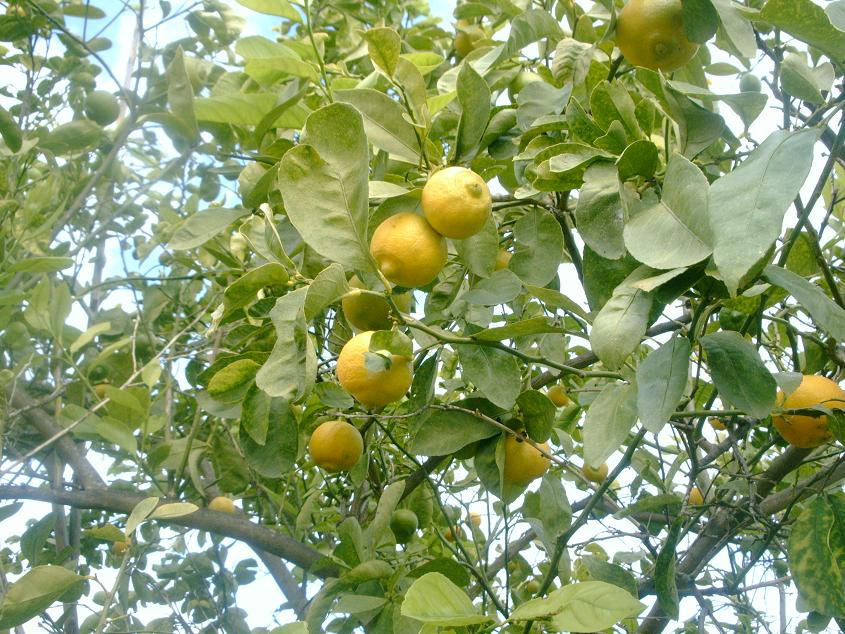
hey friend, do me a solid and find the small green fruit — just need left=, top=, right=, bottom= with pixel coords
left=84, top=91, right=120, bottom=126
left=390, top=509, right=418, bottom=543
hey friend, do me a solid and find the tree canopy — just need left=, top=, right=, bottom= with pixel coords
left=2, top=0, right=845, bottom=632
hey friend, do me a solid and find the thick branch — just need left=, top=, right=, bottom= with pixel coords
left=0, top=485, right=341, bottom=579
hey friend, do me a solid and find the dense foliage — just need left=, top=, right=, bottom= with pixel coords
left=2, top=0, right=845, bottom=632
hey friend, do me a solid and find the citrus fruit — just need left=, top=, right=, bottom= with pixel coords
left=772, top=374, right=845, bottom=448
left=94, top=383, right=110, bottom=399
left=444, top=526, right=462, bottom=542
left=688, top=487, right=704, bottom=505
left=308, top=419, right=364, bottom=472
left=582, top=462, right=609, bottom=484
left=616, top=0, right=698, bottom=72
left=337, top=331, right=413, bottom=408
left=370, top=212, right=447, bottom=288
left=547, top=385, right=571, bottom=407
left=469, top=511, right=482, bottom=527
left=341, top=275, right=411, bottom=332
left=525, top=579, right=541, bottom=594
left=84, top=90, right=120, bottom=126
left=454, top=20, right=485, bottom=58
left=502, top=432, right=550, bottom=486
left=422, top=166, right=492, bottom=239
left=208, top=496, right=236, bottom=513
left=390, top=509, right=419, bottom=543
left=708, top=417, right=727, bottom=431
left=509, top=71, right=543, bottom=99
left=739, top=73, right=762, bottom=92
left=112, top=540, right=131, bottom=555
left=495, top=249, right=512, bottom=271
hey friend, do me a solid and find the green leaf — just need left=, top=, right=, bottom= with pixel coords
left=575, top=163, right=625, bottom=260
left=617, top=140, right=659, bottom=181
left=788, top=495, right=845, bottom=619
left=590, top=273, right=653, bottom=370
left=335, top=89, right=421, bottom=164
left=510, top=208, right=564, bottom=287
left=95, top=417, right=137, bottom=453
left=150, top=503, right=198, bottom=519
left=780, top=54, right=830, bottom=104
left=170, top=208, right=250, bottom=250
left=83, top=524, right=126, bottom=542
left=710, top=124, right=820, bottom=295
left=255, top=287, right=316, bottom=402
left=401, top=572, right=492, bottom=626
left=615, top=493, right=683, bottom=519
left=510, top=581, right=644, bottom=631
left=407, top=558, right=470, bottom=587
left=236, top=0, right=299, bottom=20
left=763, top=266, right=845, bottom=341
left=364, top=27, right=401, bottom=77
left=240, top=397, right=298, bottom=478
left=0, top=565, right=87, bottom=628
left=304, top=263, right=349, bottom=320
left=655, top=521, right=682, bottom=620
left=125, top=497, right=159, bottom=537
left=624, top=155, right=712, bottom=269
left=0, top=105, right=22, bottom=152
left=39, top=119, right=103, bottom=154
left=245, top=56, right=318, bottom=85
left=7, top=256, right=74, bottom=273
left=636, top=336, right=691, bottom=433
left=224, top=263, right=289, bottom=313
left=583, top=382, right=638, bottom=469
left=712, top=0, right=757, bottom=57
left=409, top=409, right=499, bottom=456
left=241, top=384, right=271, bottom=445
left=462, top=269, right=522, bottom=305
left=166, top=48, right=198, bottom=142
left=517, top=390, right=556, bottom=443
left=499, top=9, right=564, bottom=60
left=473, top=317, right=565, bottom=341
left=522, top=476, right=572, bottom=553
left=454, top=63, right=491, bottom=162
left=207, top=359, right=260, bottom=403
left=683, top=0, right=719, bottom=42
left=455, top=214, right=497, bottom=278
left=277, top=103, right=372, bottom=271
left=580, top=558, right=639, bottom=597
left=457, top=344, right=521, bottom=410
left=370, top=329, right=413, bottom=358
left=367, top=481, right=405, bottom=551
left=760, top=0, right=845, bottom=60
left=590, top=80, right=642, bottom=142
left=194, top=94, right=308, bottom=128
left=700, top=331, right=777, bottom=418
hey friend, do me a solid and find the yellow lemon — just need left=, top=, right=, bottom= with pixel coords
left=616, top=0, right=699, bottom=72
left=495, top=249, right=512, bottom=271
left=582, top=462, right=609, bottom=483
left=547, top=385, right=571, bottom=407
left=336, top=331, right=413, bottom=408
left=688, top=487, right=704, bottom=505
left=422, top=166, right=492, bottom=239
left=503, top=433, right=550, bottom=486
left=308, top=419, right=364, bottom=472
left=208, top=496, right=236, bottom=513
left=773, top=375, right=845, bottom=448
left=370, top=212, right=447, bottom=288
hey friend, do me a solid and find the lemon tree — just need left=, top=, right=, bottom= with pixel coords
left=2, top=0, right=845, bottom=632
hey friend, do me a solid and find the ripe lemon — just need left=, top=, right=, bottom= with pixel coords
left=547, top=385, right=571, bottom=407
left=336, top=331, right=413, bottom=408
left=582, top=462, right=609, bottom=483
left=616, top=0, right=698, bottom=72
left=341, top=275, right=411, bottom=332
left=772, top=375, right=845, bottom=448
left=688, top=487, right=704, bottom=505
left=708, top=417, right=727, bottom=431
left=208, top=496, right=236, bottom=513
left=112, top=540, right=131, bottom=555
left=495, top=249, right=512, bottom=271
left=308, top=419, right=364, bottom=472
left=390, top=509, right=419, bottom=543
left=422, top=166, right=492, bottom=239
left=444, top=526, right=462, bottom=542
left=502, top=433, right=550, bottom=487
left=370, top=212, right=447, bottom=288
left=469, top=511, right=482, bottom=527
left=454, top=20, right=485, bottom=58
